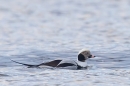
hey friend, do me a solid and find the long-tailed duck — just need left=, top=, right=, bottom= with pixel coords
left=12, top=49, right=95, bottom=69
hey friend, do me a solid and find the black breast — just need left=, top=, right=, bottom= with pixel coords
left=77, top=65, right=82, bottom=69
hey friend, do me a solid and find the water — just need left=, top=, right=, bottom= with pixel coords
left=0, top=0, right=130, bottom=86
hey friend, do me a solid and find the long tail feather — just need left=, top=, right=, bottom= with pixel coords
left=11, top=60, right=39, bottom=67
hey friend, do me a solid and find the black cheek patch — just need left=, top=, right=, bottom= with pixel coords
left=78, top=54, right=85, bottom=61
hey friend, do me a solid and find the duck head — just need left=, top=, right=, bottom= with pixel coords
left=78, top=49, right=95, bottom=62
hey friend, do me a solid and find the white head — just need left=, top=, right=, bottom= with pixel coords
left=78, top=49, right=95, bottom=62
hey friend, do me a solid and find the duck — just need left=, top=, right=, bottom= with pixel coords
left=12, top=49, right=95, bottom=69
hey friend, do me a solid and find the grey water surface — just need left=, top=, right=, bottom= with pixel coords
left=0, top=0, right=130, bottom=86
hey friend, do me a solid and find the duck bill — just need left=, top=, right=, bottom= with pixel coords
left=91, top=55, right=96, bottom=58
left=88, top=55, right=96, bottom=58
